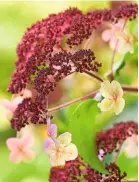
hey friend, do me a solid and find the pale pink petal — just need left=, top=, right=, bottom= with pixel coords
left=10, top=150, right=22, bottom=164
left=20, top=135, right=34, bottom=149
left=2, top=99, right=13, bottom=112
left=22, top=89, right=32, bottom=98
left=102, top=29, right=112, bottom=42
left=11, top=97, right=23, bottom=111
left=124, top=135, right=138, bottom=158
left=6, top=138, right=20, bottom=151
left=22, top=149, right=35, bottom=162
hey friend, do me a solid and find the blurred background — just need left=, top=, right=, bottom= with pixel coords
left=0, top=1, right=138, bottom=182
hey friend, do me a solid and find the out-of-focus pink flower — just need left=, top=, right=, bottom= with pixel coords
left=124, top=134, right=138, bottom=158
left=1, top=89, right=32, bottom=119
left=6, top=135, right=35, bottom=163
left=102, top=19, right=134, bottom=54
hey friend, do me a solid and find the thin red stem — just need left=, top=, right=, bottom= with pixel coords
left=84, top=70, right=104, bottom=82
left=122, top=85, right=138, bottom=92
left=48, top=90, right=98, bottom=113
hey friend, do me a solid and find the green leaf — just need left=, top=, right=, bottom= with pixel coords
left=117, top=152, right=138, bottom=180
left=69, top=99, right=108, bottom=174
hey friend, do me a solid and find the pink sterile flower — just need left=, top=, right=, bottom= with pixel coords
left=124, top=134, right=138, bottom=158
left=2, top=89, right=32, bottom=119
left=102, top=19, right=134, bottom=54
left=6, top=135, right=35, bottom=163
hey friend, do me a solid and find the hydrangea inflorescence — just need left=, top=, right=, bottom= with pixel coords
left=50, top=120, right=137, bottom=181
left=4, top=3, right=138, bottom=181
left=8, top=3, right=138, bottom=131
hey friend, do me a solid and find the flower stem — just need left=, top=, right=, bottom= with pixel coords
left=122, top=85, right=138, bottom=92
left=84, top=70, right=103, bottom=82
left=110, top=19, right=127, bottom=81
left=48, top=84, right=137, bottom=113
left=48, top=90, right=98, bottom=113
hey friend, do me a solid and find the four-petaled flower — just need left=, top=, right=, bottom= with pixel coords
left=6, top=135, right=35, bottom=163
left=44, top=132, right=78, bottom=167
left=97, top=80, right=125, bottom=115
left=102, top=19, right=134, bottom=54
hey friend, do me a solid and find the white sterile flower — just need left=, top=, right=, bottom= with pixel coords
left=44, top=132, right=78, bottom=167
left=97, top=80, right=125, bottom=115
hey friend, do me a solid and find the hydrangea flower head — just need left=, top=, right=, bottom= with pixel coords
left=97, top=80, right=125, bottom=115
left=6, top=135, right=35, bottom=163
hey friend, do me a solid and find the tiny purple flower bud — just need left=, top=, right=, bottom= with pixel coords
left=47, top=118, right=57, bottom=138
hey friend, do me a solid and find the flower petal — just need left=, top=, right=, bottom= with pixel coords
left=101, top=29, right=112, bottom=42
left=44, top=138, right=55, bottom=153
left=48, top=123, right=57, bottom=138
left=6, top=138, right=20, bottom=151
left=64, top=143, right=78, bottom=161
left=20, top=135, right=34, bottom=149
left=57, top=132, right=72, bottom=146
left=124, top=135, right=138, bottom=158
left=100, top=81, right=113, bottom=99
left=111, top=80, right=123, bottom=98
left=49, top=154, right=65, bottom=167
left=118, top=41, right=134, bottom=54
left=98, top=98, right=114, bottom=112
left=22, top=149, right=35, bottom=162
left=2, top=99, right=13, bottom=111
left=9, top=150, right=22, bottom=164
left=114, top=98, right=125, bottom=115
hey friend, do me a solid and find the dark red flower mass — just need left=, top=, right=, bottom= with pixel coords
left=96, top=121, right=138, bottom=155
left=50, top=156, right=126, bottom=182
left=8, top=3, right=138, bottom=130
